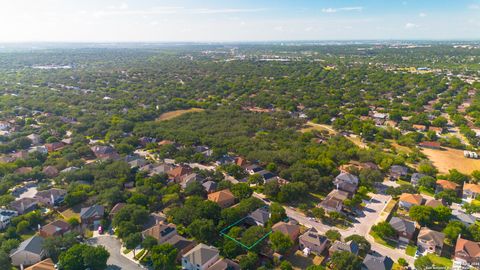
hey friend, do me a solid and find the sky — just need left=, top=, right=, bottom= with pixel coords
left=0, top=0, right=479, bottom=42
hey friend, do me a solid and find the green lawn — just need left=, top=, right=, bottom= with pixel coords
left=419, top=186, right=435, bottom=196
left=426, top=253, right=453, bottom=268
left=396, top=180, right=411, bottom=186
left=406, top=245, right=417, bottom=256
left=369, top=231, right=396, bottom=249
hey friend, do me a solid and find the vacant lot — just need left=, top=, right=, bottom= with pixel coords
left=300, top=121, right=336, bottom=135
left=156, top=108, right=204, bottom=121
left=421, top=147, right=480, bottom=174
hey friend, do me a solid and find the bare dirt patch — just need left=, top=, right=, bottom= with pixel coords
left=421, top=146, right=480, bottom=174
left=156, top=108, right=204, bottom=121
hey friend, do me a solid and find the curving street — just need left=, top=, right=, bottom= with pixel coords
left=86, top=235, right=145, bottom=270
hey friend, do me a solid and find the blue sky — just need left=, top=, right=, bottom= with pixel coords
left=0, top=0, right=479, bottom=42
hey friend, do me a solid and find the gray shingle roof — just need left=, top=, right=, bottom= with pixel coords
left=10, top=235, right=44, bottom=256
left=183, top=243, right=219, bottom=266
left=362, top=253, right=394, bottom=270
left=389, top=217, right=416, bottom=234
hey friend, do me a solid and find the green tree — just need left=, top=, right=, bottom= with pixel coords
left=280, top=261, right=293, bottom=270
left=142, top=236, right=158, bottom=250
left=371, top=221, right=396, bottom=239
left=16, top=220, right=29, bottom=234
left=269, top=231, right=293, bottom=254
left=311, top=207, right=325, bottom=220
left=43, top=233, right=78, bottom=261
left=0, top=250, right=12, bottom=270
left=124, top=232, right=142, bottom=256
left=329, top=251, right=362, bottom=270
left=325, top=229, right=341, bottom=241
left=59, top=244, right=109, bottom=270
left=414, top=256, right=433, bottom=270
left=187, top=219, right=217, bottom=245
left=231, top=183, right=253, bottom=200
left=248, top=174, right=263, bottom=185
left=270, top=202, right=287, bottom=224
left=418, top=176, right=437, bottom=189
left=409, top=205, right=435, bottom=226
left=150, top=244, right=178, bottom=270
left=443, top=221, right=467, bottom=242
left=239, top=252, right=258, bottom=270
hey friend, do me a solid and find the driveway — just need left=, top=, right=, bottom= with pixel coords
left=86, top=235, right=144, bottom=270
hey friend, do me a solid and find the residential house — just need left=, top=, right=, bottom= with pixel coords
left=235, top=157, right=247, bottom=167
left=247, top=207, right=270, bottom=227
left=412, top=124, right=427, bottom=132
left=194, top=146, right=213, bottom=157
left=10, top=197, right=38, bottom=214
left=25, top=258, right=55, bottom=270
left=10, top=236, right=46, bottom=267
left=419, top=141, right=441, bottom=150
left=180, top=173, right=204, bottom=189
left=333, top=172, right=359, bottom=195
left=142, top=222, right=178, bottom=244
left=299, top=228, right=329, bottom=256
left=90, top=145, right=120, bottom=160
left=34, top=188, right=66, bottom=206
left=245, top=164, right=263, bottom=175
left=329, top=240, right=359, bottom=257
left=167, top=165, right=193, bottom=182
left=202, top=181, right=217, bottom=194
left=319, top=189, right=349, bottom=213
left=128, top=158, right=148, bottom=169
left=182, top=243, right=220, bottom=270
left=15, top=166, right=33, bottom=175
left=164, top=235, right=196, bottom=259
left=389, top=217, right=417, bottom=243
left=139, top=137, right=157, bottom=147
left=272, top=221, right=300, bottom=242
left=451, top=209, right=476, bottom=227
left=42, top=166, right=59, bottom=178
left=29, top=146, right=48, bottom=155
left=208, top=189, right=236, bottom=208
left=39, top=220, right=71, bottom=237
left=362, top=253, right=394, bottom=270
left=425, top=199, right=445, bottom=208
left=463, top=183, right=480, bottom=201
left=80, top=205, right=104, bottom=227
left=417, top=227, right=445, bottom=254
left=27, top=134, right=42, bottom=145
left=12, top=150, right=29, bottom=160
left=109, top=203, right=126, bottom=218
left=410, top=173, right=427, bottom=186
left=44, top=142, right=65, bottom=152
left=145, top=163, right=174, bottom=176
left=258, top=170, right=277, bottom=183
left=399, top=193, right=423, bottom=210
left=389, top=165, right=409, bottom=180
left=207, top=258, right=240, bottom=270
left=215, top=155, right=236, bottom=166
left=0, top=208, right=18, bottom=229
left=454, top=237, right=480, bottom=269
left=429, top=126, right=443, bottom=135
left=435, top=180, right=459, bottom=195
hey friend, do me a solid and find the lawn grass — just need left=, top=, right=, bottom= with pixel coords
left=156, top=108, right=204, bottom=121
left=406, top=245, right=417, bottom=256
left=369, top=231, right=396, bottom=249
left=426, top=253, right=453, bottom=268
left=419, top=186, right=435, bottom=196
left=397, top=180, right=411, bottom=186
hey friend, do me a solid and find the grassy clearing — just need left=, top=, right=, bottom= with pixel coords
left=426, top=253, right=453, bottom=268
left=60, top=206, right=81, bottom=220
left=406, top=245, right=417, bottom=256
left=300, top=121, right=337, bottom=135
left=378, top=199, right=397, bottom=223
left=421, top=146, right=480, bottom=174
left=156, top=108, right=204, bottom=121
left=369, top=231, right=396, bottom=249
left=419, top=186, right=435, bottom=197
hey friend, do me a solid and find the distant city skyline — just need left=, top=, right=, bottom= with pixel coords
left=1, top=0, right=480, bottom=42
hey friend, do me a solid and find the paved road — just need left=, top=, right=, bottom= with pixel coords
left=86, top=235, right=144, bottom=270
left=252, top=192, right=414, bottom=265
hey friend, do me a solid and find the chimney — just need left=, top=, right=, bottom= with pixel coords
left=20, top=200, right=25, bottom=213
left=51, top=193, right=55, bottom=205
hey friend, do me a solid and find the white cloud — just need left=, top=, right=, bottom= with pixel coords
left=419, top=12, right=427, bottom=17
left=322, top=6, right=363, bottom=13
left=321, top=8, right=337, bottom=13
left=469, top=4, right=480, bottom=9
left=405, top=22, right=418, bottom=29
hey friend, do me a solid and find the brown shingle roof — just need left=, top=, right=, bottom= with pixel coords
left=25, top=258, right=55, bottom=270
left=272, top=221, right=300, bottom=241
left=399, top=193, right=423, bottom=205
left=208, top=189, right=235, bottom=204
left=436, top=180, right=458, bottom=190
left=464, top=183, right=480, bottom=193
left=455, top=238, right=480, bottom=258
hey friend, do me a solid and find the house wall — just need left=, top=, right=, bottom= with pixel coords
left=182, top=254, right=219, bottom=270
left=11, top=251, right=42, bottom=266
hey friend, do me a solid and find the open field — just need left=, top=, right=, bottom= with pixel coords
left=300, top=121, right=337, bottom=135
left=156, top=108, right=204, bottom=121
left=421, top=146, right=480, bottom=174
